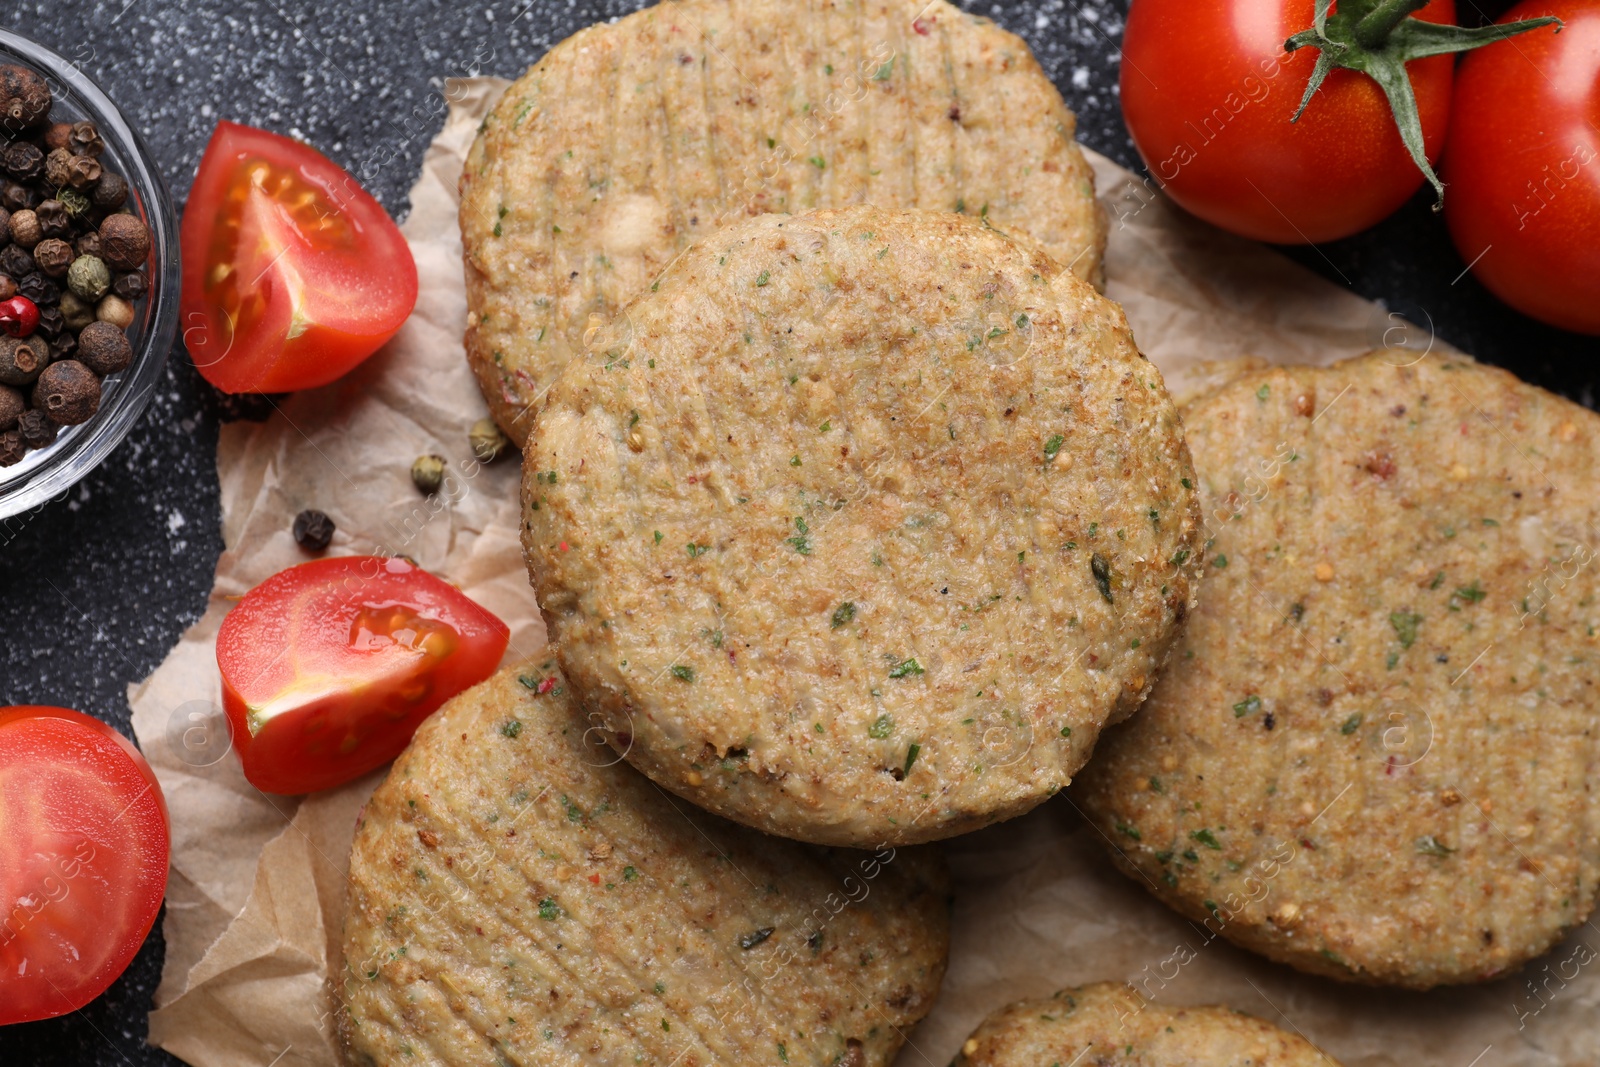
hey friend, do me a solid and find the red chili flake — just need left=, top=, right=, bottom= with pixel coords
left=589, top=873, right=601, bottom=885
left=1385, top=754, right=1400, bottom=776
left=687, top=474, right=698, bottom=484
left=1299, top=837, right=1317, bottom=851
left=537, top=677, right=557, bottom=695
left=913, top=16, right=932, bottom=33
left=559, top=541, right=570, bottom=552
left=1364, top=450, right=1396, bottom=480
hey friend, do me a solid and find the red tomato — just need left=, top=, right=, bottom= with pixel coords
left=1120, top=0, right=1456, bottom=243
left=0, top=706, right=170, bottom=1025
left=217, top=556, right=510, bottom=794
left=1443, top=2, right=1600, bottom=334
left=180, top=121, right=418, bottom=393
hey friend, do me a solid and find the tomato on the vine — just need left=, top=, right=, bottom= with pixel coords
left=0, top=706, right=170, bottom=1025
left=181, top=121, right=418, bottom=393
left=1120, top=0, right=1458, bottom=244
left=217, top=556, right=510, bottom=794
left=1443, top=2, right=1599, bottom=335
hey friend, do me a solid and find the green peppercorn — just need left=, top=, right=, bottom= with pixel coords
left=411, top=453, right=447, bottom=495
left=56, top=187, right=91, bottom=224
left=66, top=254, right=109, bottom=302
left=469, top=417, right=510, bottom=462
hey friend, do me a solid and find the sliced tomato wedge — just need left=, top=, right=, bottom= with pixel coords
left=180, top=121, right=418, bottom=393
left=0, top=706, right=170, bottom=1026
left=217, top=556, right=510, bottom=794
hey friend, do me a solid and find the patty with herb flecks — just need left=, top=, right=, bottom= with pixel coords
left=953, top=983, right=1342, bottom=1067
left=1076, top=350, right=1600, bottom=989
left=339, top=665, right=948, bottom=1067
left=460, top=0, right=1107, bottom=446
left=521, top=206, right=1202, bottom=847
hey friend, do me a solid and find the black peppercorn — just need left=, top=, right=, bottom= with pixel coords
left=17, top=272, right=57, bottom=306
left=0, top=243, right=33, bottom=279
left=75, top=232, right=101, bottom=259
left=0, top=334, right=46, bottom=385
left=0, top=382, right=21, bottom=430
left=111, top=270, right=146, bottom=301
left=0, top=65, right=51, bottom=130
left=34, top=305, right=62, bottom=340
left=32, top=237, right=71, bottom=277
left=92, top=171, right=127, bottom=211
left=43, top=147, right=71, bottom=189
left=0, top=180, right=35, bottom=212
left=76, top=321, right=131, bottom=376
left=36, top=198, right=70, bottom=237
left=16, top=407, right=57, bottom=449
left=32, top=360, right=99, bottom=425
left=66, top=154, right=100, bottom=189
left=49, top=330, right=76, bottom=361
left=0, top=274, right=14, bottom=301
left=293, top=509, right=336, bottom=552
left=0, top=429, right=24, bottom=466
left=2, top=141, right=42, bottom=182
left=68, top=121, right=103, bottom=158
left=99, top=215, right=151, bottom=271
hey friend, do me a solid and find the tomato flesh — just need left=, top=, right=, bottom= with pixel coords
left=217, top=556, right=510, bottom=794
left=0, top=706, right=170, bottom=1026
left=181, top=121, right=418, bottom=393
left=1443, top=2, right=1600, bottom=334
left=1120, top=0, right=1456, bottom=244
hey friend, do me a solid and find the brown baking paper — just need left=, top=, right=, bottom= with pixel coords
left=127, top=77, right=1597, bottom=1067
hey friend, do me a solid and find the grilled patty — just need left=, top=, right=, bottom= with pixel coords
left=461, top=0, right=1106, bottom=444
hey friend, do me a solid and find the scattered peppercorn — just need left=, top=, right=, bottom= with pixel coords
left=76, top=321, right=131, bottom=375
left=43, top=122, right=72, bottom=152
left=33, top=305, right=62, bottom=340
left=17, top=272, right=57, bottom=306
left=58, top=291, right=95, bottom=332
left=0, top=275, right=13, bottom=301
left=43, top=147, right=72, bottom=189
left=66, top=154, right=101, bottom=189
left=49, top=331, right=76, bottom=362
left=74, top=232, right=101, bottom=260
left=99, top=214, right=150, bottom=271
left=469, top=417, right=510, bottom=462
left=0, top=244, right=32, bottom=279
left=1, top=181, right=34, bottom=212
left=2, top=142, right=42, bottom=182
left=292, top=509, right=336, bottom=552
left=92, top=171, right=127, bottom=211
left=32, top=360, right=99, bottom=424
left=411, top=453, right=447, bottom=495
left=55, top=187, right=91, bottom=224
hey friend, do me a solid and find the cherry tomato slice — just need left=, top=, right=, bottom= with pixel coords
left=0, top=706, right=170, bottom=1026
left=181, top=121, right=418, bottom=393
left=1443, top=2, right=1600, bottom=334
left=1120, top=0, right=1456, bottom=244
left=217, top=556, right=510, bottom=794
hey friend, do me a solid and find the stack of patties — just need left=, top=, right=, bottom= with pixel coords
left=341, top=2, right=1173, bottom=1065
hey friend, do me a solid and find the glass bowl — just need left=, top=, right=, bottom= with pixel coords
left=0, top=29, right=179, bottom=521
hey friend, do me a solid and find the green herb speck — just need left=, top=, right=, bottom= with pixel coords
left=831, top=602, right=856, bottom=629
left=670, top=665, right=695, bottom=682
left=888, top=658, right=924, bottom=679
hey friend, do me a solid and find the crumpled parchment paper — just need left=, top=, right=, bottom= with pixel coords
left=127, top=76, right=1598, bottom=1067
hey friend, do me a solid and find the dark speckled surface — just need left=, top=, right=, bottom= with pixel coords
left=0, top=1, right=1591, bottom=1065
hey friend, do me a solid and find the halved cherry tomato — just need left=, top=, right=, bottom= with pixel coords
left=1120, top=0, right=1457, bottom=244
left=1443, top=2, right=1599, bottom=334
left=181, top=121, right=418, bottom=393
left=217, top=556, right=510, bottom=794
left=0, top=706, right=170, bottom=1026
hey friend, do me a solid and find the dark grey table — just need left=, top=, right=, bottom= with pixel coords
left=0, top=1, right=1589, bottom=1064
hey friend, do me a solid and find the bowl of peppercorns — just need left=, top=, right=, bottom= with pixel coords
left=0, top=30, right=177, bottom=520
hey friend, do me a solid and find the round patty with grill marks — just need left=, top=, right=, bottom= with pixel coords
left=1077, top=351, right=1600, bottom=989
left=953, top=982, right=1342, bottom=1067
left=461, top=0, right=1106, bottom=445
left=339, top=665, right=949, bottom=1067
left=521, top=206, right=1201, bottom=847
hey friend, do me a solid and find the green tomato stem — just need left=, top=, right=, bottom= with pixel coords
left=1353, top=0, right=1434, bottom=49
